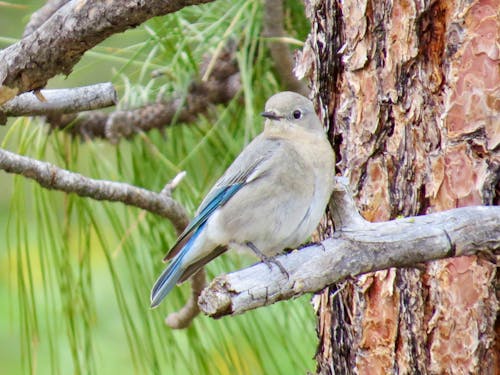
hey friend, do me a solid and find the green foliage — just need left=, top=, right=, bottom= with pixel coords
left=0, top=0, right=315, bottom=374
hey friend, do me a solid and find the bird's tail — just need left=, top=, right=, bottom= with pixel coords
left=150, top=223, right=208, bottom=308
left=150, top=253, right=185, bottom=308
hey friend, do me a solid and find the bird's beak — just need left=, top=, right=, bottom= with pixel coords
left=260, top=111, right=283, bottom=121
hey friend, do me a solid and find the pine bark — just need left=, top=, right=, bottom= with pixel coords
left=297, top=0, right=500, bottom=373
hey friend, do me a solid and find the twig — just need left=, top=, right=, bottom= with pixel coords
left=0, top=83, right=117, bottom=124
left=0, top=0, right=215, bottom=105
left=161, top=171, right=187, bottom=197
left=197, top=178, right=500, bottom=318
left=0, top=147, right=189, bottom=233
left=46, top=45, right=240, bottom=142
left=262, top=0, right=308, bottom=95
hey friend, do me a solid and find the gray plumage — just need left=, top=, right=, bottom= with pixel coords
left=151, top=91, right=335, bottom=307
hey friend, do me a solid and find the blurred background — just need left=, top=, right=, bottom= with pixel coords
left=0, top=1, right=316, bottom=373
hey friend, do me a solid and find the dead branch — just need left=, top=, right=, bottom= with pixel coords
left=46, top=45, right=240, bottom=142
left=0, top=83, right=117, bottom=124
left=0, top=0, right=215, bottom=105
left=0, top=147, right=189, bottom=234
left=198, top=178, right=500, bottom=318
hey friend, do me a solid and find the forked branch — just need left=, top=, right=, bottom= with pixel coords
left=0, top=147, right=189, bottom=233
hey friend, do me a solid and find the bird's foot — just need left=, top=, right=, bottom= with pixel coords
left=245, top=242, right=289, bottom=279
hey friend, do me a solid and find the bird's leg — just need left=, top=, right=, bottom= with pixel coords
left=245, top=241, right=289, bottom=278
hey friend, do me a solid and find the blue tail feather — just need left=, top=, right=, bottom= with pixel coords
left=150, top=222, right=207, bottom=308
left=150, top=254, right=185, bottom=308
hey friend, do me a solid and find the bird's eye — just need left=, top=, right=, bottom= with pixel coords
left=292, top=110, right=302, bottom=119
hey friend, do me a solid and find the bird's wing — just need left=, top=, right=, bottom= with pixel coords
left=163, top=135, right=281, bottom=261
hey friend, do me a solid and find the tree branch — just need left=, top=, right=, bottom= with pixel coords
left=0, top=147, right=189, bottom=233
left=0, top=83, right=117, bottom=124
left=46, top=44, right=240, bottom=142
left=0, top=145, right=208, bottom=326
left=198, top=179, right=500, bottom=318
left=0, top=0, right=215, bottom=105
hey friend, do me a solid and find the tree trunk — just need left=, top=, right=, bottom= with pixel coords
left=297, top=0, right=500, bottom=373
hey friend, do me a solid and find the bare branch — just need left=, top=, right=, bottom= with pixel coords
left=263, top=0, right=308, bottom=95
left=0, top=147, right=207, bottom=319
left=46, top=46, right=240, bottom=142
left=0, top=83, right=117, bottom=124
left=198, top=179, right=500, bottom=318
left=165, top=269, right=207, bottom=329
left=0, top=147, right=189, bottom=233
left=0, top=0, right=215, bottom=104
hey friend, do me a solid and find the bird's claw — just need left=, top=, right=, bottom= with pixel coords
left=246, top=241, right=290, bottom=279
left=267, top=258, right=290, bottom=279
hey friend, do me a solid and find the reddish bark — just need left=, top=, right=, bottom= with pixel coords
left=298, top=0, right=499, bottom=373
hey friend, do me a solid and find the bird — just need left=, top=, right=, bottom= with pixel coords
left=150, top=91, right=335, bottom=308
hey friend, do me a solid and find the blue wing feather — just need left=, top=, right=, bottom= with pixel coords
left=151, top=136, right=282, bottom=306
left=151, top=184, right=243, bottom=307
left=163, top=183, right=243, bottom=261
left=163, top=136, right=279, bottom=261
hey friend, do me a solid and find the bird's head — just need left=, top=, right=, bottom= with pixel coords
left=261, top=91, right=323, bottom=133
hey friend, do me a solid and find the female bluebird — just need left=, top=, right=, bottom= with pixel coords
left=151, top=91, right=335, bottom=307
